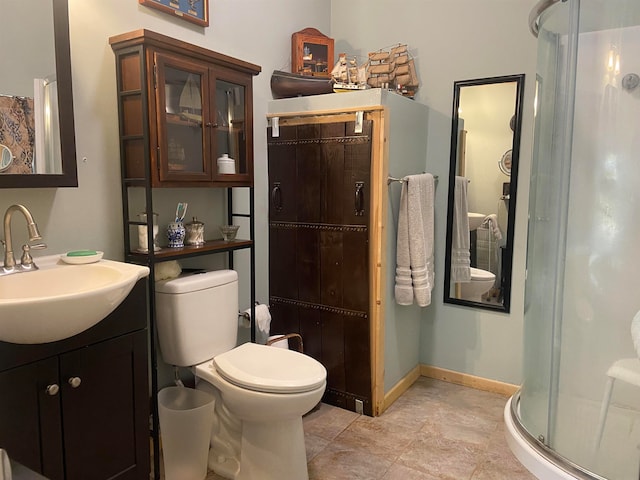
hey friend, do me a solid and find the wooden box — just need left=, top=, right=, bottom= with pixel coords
left=291, top=27, right=334, bottom=77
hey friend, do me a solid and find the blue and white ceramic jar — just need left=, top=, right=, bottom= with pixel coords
left=167, top=222, right=186, bottom=248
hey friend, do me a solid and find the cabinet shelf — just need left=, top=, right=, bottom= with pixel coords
left=128, top=238, right=253, bottom=262
left=166, top=113, right=202, bottom=126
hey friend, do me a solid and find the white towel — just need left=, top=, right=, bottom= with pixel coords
left=0, top=449, right=10, bottom=480
left=394, top=173, right=435, bottom=307
left=154, top=260, right=182, bottom=281
left=395, top=179, right=413, bottom=305
left=482, top=213, right=503, bottom=241
left=243, top=304, right=272, bottom=344
left=632, top=310, right=640, bottom=357
left=451, top=176, right=471, bottom=282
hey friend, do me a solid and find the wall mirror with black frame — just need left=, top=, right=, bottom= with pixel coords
left=443, top=74, right=525, bottom=313
left=0, top=0, right=77, bottom=188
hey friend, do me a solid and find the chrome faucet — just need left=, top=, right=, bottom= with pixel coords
left=2, top=204, right=46, bottom=275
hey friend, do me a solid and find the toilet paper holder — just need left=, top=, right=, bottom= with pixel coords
left=238, top=301, right=270, bottom=322
left=237, top=303, right=303, bottom=352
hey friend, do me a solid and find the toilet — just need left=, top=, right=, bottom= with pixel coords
left=155, top=270, right=327, bottom=480
left=459, top=267, right=496, bottom=302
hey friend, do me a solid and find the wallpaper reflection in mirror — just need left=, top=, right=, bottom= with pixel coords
left=0, top=1, right=56, bottom=174
left=444, top=74, right=525, bottom=313
left=0, top=0, right=77, bottom=188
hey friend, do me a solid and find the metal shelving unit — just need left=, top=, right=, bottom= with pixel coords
left=110, top=30, right=260, bottom=480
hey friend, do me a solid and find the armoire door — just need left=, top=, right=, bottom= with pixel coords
left=268, top=119, right=374, bottom=415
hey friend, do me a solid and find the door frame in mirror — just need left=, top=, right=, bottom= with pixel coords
left=0, top=0, right=77, bottom=188
left=443, top=74, right=525, bottom=313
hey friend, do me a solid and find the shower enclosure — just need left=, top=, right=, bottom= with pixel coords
left=506, top=1, right=640, bottom=479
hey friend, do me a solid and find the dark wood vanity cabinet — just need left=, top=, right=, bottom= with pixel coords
left=109, top=29, right=260, bottom=188
left=268, top=120, right=374, bottom=415
left=0, top=280, right=149, bottom=480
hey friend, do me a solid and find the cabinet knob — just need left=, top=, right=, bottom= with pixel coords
left=205, top=122, right=218, bottom=128
left=68, top=377, right=82, bottom=388
left=46, top=384, right=60, bottom=396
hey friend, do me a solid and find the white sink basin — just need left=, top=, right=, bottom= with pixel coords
left=468, top=212, right=486, bottom=231
left=0, top=255, right=149, bottom=344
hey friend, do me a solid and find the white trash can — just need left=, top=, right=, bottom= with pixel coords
left=158, top=386, right=215, bottom=480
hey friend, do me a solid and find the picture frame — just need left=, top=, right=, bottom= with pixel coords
left=139, top=0, right=209, bottom=27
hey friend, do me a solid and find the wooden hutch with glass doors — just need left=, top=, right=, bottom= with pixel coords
left=109, top=29, right=260, bottom=480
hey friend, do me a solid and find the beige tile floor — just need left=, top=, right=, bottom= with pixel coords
left=196, top=377, right=536, bottom=480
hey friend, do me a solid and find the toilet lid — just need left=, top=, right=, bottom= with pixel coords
left=470, top=267, right=495, bottom=281
left=213, top=342, right=327, bottom=394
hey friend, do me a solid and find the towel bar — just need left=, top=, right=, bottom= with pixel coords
left=387, top=174, right=439, bottom=185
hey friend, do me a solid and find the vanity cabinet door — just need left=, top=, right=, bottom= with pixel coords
left=0, top=331, right=149, bottom=480
left=0, top=358, right=64, bottom=479
left=60, top=330, right=149, bottom=480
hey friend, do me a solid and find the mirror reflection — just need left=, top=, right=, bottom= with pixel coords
left=444, top=74, right=525, bottom=313
left=0, top=0, right=77, bottom=187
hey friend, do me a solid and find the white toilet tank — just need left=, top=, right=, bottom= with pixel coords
left=155, top=270, right=239, bottom=367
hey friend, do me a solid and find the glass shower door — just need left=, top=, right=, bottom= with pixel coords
left=520, top=0, right=578, bottom=452
left=520, top=1, right=640, bottom=478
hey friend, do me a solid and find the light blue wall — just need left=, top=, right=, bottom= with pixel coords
left=330, top=0, right=538, bottom=385
left=0, top=0, right=330, bottom=315
left=1, top=0, right=538, bottom=386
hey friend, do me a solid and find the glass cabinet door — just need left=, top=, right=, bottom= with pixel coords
left=211, top=68, right=253, bottom=183
left=155, top=53, right=211, bottom=182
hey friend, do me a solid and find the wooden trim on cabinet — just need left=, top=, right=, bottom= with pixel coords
left=266, top=105, right=384, bottom=121
left=368, top=109, right=387, bottom=417
left=109, top=29, right=261, bottom=76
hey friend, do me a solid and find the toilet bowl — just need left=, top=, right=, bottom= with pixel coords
left=459, top=267, right=495, bottom=302
left=155, top=270, right=327, bottom=480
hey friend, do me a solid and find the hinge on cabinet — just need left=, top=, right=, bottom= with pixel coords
left=354, top=111, right=364, bottom=134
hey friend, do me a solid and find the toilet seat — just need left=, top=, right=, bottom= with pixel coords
left=213, top=342, right=327, bottom=394
left=469, top=267, right=495, bottom=281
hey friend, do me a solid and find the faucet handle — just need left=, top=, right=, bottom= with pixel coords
left=20, top=243, right=47, bottom=269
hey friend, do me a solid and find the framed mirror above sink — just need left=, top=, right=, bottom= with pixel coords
left=0, top=0, right=77, bottom=188
left=443, top=74, right=525, bottom=313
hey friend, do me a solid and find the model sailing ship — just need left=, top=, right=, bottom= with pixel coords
left=366, top=44, right=419, bottom=98
left=330, top=45, right=419, bottom=97
left=330, top=53, right=369, bottom=93
left=270, top=44, right=419, bottom=99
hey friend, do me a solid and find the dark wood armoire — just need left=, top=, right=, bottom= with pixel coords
left=268, top=119, right=374, bottom=414
left=267, top=90, right=430, bottom=417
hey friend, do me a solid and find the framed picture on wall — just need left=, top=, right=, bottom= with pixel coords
left=139, top=0, right=209, bottom=27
